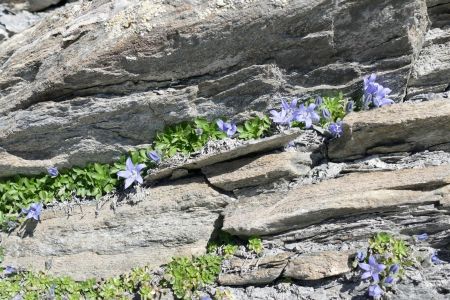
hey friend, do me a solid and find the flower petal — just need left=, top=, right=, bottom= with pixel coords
left=124, top=177, right=135, bottom=189
left=361, top=271, right=372, bottom=280
left=125, top=157, right=134, bottom=171
left=117, top=170, right=132, bottom=179
left=136, top=164, right=146, bottom=172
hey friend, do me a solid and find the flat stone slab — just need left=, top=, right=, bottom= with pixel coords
left=222, top=164, right=450, bottom=236
left=284, top=251, right=353, bottom=280
left=219, top=252, right=292, bottom=286
left=202, top=151, right=312, bottom=191
left=145, top=129, right=301, bottom=182
left=328, top=99, right=450, bottom=161
left=1, top=177, right=232, bottom=280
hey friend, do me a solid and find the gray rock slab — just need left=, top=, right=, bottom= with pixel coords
left=0, top=0, right=431, bottom=178
left=328, top=99, right=450, bottom=161
left=222, top=164, right=450, bottom=237
left=219, top=253, right=292, bottom=286
left=0, top=177, right=232, bottom=280
left=145, top=130, right=302, bottom=183
left=283, top=251, right=353, bottom=280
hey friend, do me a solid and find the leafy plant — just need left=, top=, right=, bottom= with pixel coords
left=237, top=116, right=271, bottom=140
left=164, top=254, right=222, bottom=300
left=317, top=93, right=347, bottom=125
left=247, top=236, right=263, bottom=254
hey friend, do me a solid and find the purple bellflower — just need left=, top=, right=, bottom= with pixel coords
left=4, top=266, right=17, bottom=275
left=199, top=295, right=212, bottom=300
left=328, top=122, right=343, bottom=138
left=384, top=276, right=394, bottom=284
left=389, top=264, right=400, bottom=274
left=21, top=203, right=43, bottom=221
left=356, top=251, right=366, bottom=262
left=359, top=255, right=386, bottom=282
left=148, top=151, right=161, bottom=164
left=117, top=157, right=146, bottom=189
left=47, top=167, right=58, bottom=177
left=363, top=74, right=394, bottom=109
left=417, top=233, right=428, bottom=241
left=270, top=98, right=299, bottom=126
left=315, top=96, right=323, bottom=106
left=295, top=103, right=320, bottom=128
left=346, top=100, right=354, bottom=113
left=217, top=119, right=237, bottom=137
left=431, top=252, right=444, bottom=265
left=322, top=108, right=331, bottom=120
left=368, top=284, right=383, bottom=298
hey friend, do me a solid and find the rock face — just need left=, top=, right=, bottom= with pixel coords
left=328, top=100, right=450, bottom=161
left=222, top=164, right=450, bottom=236
left=0, top=177, right=232, bottom=280
left=0, top=0, right=435, bottom=178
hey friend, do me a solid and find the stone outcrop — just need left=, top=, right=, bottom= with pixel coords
left=222, top=164, right=450, bottom=236
left=328, top=100, right=450, bottom=161
left=1, top=177, right=232, bottom=280
left=0, top=0, right=435, bottom=178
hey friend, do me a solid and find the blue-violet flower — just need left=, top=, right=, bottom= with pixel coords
left=356, top=251, right=366, bottom=262
left=322, top=108, right=331, bottom=120
left=216, top=119, right=237, bottom=137
left=368, top=284, right=383, bottom=298
left=47, top=167, right=58, bottom=177
left=417, top=233, right=428, bottom=241
left=295, top=103, right=320, bottom=128
left=328, top=122, right=343, bottom=138
left=148, top=151, right=161, bottom=164
left=431, top=252, right=444, bottom=265
left=389, top=264, right=400, bottom=274
left=4, top=266, right=17, bottom=275
left=359, top=255, right=386, bottom=282
left=21, top=203, right=43, bottom=221
left=117, top=157, right=146, bottom=189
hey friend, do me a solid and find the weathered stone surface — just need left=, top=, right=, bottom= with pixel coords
left=0, top=177, right=232, bottom=280
left=145, top=130, right=301, bottom=183
left=283, top=251, right=352, bottom=280
left=0, top=4, right=41, bottom=40
left=202, top=150, right=312, bottom=191
left=222, top=164, right=450, bottom=236
left=219, top=253, right=292, bottom=286
left=0, top=0, right=430, bottom=178
left=328, top=100, right=450, bottom=161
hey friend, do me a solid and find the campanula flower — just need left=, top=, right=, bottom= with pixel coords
left=148, top=151, right=161, bottom=164
left=328, top=122, right=343, bottom=138
left=368, top=284, right=383, bottom=298
left=359, top=255, right=386, bottom=282
left=363, top=74, right=394, bottom=109
left=431, top=252, right=444, bottom=265
left=389, top=264, right=399, bottom=274
left=216, top=119, right=237, bottom=137
left=47, top=167, right=58, bottom=177
left=384, top=276, right=394, bottom=284
left=322, top=108, right=331, bottom=119
left=315, top=96, right=323, bottom=106
left=4, top=266, right=17, bottom=275
left=117, top=157, right=146, bottom=189
left=295, top=103, right=320, bottom=128
left=373, top=85, right=394, bottom=107
left=346, top=101, right=354, bottom=113
left=356, top=251, right=366, bottom=262
left=21, top=203, right=43, bottom=221
left=270, top=98, right=300, bottom=126
left=416, top=233, right=428, bottom=241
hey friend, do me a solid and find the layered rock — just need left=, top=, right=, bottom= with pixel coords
left=0, top=177, right=232, bottom=280
left=0, top=0, right=431, bottom=178
left=222, top=164, right=450, bottom=236
left=328, top=99, right=450, bottom=161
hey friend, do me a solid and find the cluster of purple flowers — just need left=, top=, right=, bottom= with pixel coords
left=363, top=74, right=394, bottom=109
left=356, top=252, right=401, bottom=299
left=217, top=120, right=237, bottom=137
left=269, top=98, right=320, bottom=129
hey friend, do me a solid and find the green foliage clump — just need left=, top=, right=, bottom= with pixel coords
left=316, top=93, right=348, bottom=126
left=237, top=116, right=271, bottom=140
left=368, top=232, right=413, bottom=269
left=0, top=266, right=154, bottom=300
left=247, top=236, right=263, bottom=254
left=164, top=254, right=222, bottom=300
left=154, top=118, right=225, bottom=157
left=207, top=231, right=241, bottom=258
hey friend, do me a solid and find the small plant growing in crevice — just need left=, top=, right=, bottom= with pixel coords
left=237, top=115, right=271, bottom=140
left=163, top=255, right=222, bottom=300
left=247, top=236, right=263, bottom=254
left=354, top=232, right=413, bottom=299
